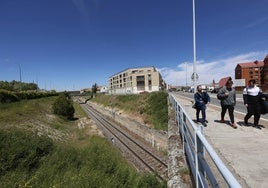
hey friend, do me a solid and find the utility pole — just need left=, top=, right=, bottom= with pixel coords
left=19, top=64, right=22, bottom=91
left=186, top=62, right=188, bottom=87
left=192, top=0, right=197, bottom=93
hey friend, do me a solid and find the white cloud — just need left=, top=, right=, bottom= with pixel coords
left=244, top=16, right=268, bottom=29
left=158, top=51, right=267, bottom=86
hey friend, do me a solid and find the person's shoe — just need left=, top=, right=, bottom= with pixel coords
left=231, top=123, right=237, bottom=129
left=244, top=118, right=248, bottom=125
left=220, top=119, right=225, bottom=123
left=253, top=124, right=261, bottom=129
left=202, top=122, right=207, bottom=127
left=205, top=120, right=208, bottom=123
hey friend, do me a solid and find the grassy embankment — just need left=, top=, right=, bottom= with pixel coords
left=90, top=91, right=168, bottom=131
left=0, top=97, right=166, bottom=187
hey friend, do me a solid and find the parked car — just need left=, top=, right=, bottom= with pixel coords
left=211, top=88, right=219, bottom=93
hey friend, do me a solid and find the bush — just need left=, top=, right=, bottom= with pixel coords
left=0, top=129, right=54, bottom=176
left=145, top=92, right=168, bottom=130
left=52, top=94, right=75, bottom=119
left=0, top=89, right=19, bottom=103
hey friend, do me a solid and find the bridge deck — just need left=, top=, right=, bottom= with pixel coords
left=174, top=94, right=268, bottom=188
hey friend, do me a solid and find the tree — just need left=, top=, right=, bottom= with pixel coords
left=52, top=94, right=75, bottom=119
left=0, top=80, right=38, bottom=91
left=91, top=83, right=98, bottom=98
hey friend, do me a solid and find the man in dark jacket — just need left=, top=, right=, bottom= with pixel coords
left=217, top=78, right=237, bottom=129
left=194, top=85, right=210, bottom=127
left=243, top=79, right=262, bottom=128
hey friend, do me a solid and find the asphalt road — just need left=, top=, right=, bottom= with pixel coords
left=174, top=91, right=268, bottom=120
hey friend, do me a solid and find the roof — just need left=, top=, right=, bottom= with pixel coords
left=264, top=54, right=268, bottom=62
left=218, top=76, right=231, bottom=87
left=108, top=66, right=156, bottom=78
left=237, top=60, right=264, bottom=68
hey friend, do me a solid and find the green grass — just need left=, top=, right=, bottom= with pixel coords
left=91, top=92, right=168, bottom=131
left=0, top=98, right=52, bottom=128
left=0, top=97, right=166, bottom=187
left=145, top=92, right=168, bottom=130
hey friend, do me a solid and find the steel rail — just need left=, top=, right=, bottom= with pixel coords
left=81, top=103, right=168, bottom=180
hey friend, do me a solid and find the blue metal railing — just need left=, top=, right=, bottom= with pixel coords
left=169, top=93, right=241, bottom=188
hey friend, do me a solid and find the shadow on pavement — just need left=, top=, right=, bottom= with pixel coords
left=236, top=121, right=265, bottom=129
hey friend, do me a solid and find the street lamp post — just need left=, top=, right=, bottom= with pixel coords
left=186, top=62, right=188, bottom=87
left=192, top=0, right=197, bottom=93
left=19, top=64, right=22, bottom=91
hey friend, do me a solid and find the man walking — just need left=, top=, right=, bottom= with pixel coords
left=243, top=79, right=262, bottom=128
left=194, top=85, right=210, bottom=127
left=217, top=77, right=237, bottom=129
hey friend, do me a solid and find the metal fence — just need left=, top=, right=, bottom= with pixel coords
left=169, top=93, right=241, bottom=188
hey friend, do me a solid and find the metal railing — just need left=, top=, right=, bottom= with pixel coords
left=169, top=93, right=241, bottom=188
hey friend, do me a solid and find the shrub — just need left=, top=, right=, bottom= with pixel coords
left=145, top=92, right=168, bottom=130
left=0, top=129, right=54, bottom=176
left=52, top=94, right=75, bottom=119
left=0, top=89, right=19, bottom=103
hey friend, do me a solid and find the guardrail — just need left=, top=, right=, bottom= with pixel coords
left=169, top=93, right=241, bottom=188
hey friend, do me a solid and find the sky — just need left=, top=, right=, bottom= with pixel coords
left=0, top=0, right=268, bottom=91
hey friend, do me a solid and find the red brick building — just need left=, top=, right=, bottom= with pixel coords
left=263, top=55, right=268, bottom=92
left=218, top=76, right=231, bottom=87
left=235, top=60, right=264, bottom=90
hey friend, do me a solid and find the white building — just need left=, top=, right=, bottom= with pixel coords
left=108, top=66, right=166, bottom=94
left=99, top=86, right=108, bottom=93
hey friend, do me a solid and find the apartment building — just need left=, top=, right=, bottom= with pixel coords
left=235, top=60, right=264, bottom=90
left=262, top=55, right=268, bottom=91
left=108, top=66, right=166, bottom=94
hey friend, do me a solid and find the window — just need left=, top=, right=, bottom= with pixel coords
left=136, top=76, right=145, bottom=81
left=148, top=74, right=151, bottom=80
left=136, top=76, right=145, bottom=89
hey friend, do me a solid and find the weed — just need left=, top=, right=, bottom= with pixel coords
left=0, top=97, right=166, bottom=187
left=91, top=92, right=168, bottom=131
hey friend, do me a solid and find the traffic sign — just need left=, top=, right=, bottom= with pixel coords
left=191, top=72, right=199, bottom=81
left=233, top=79, right=245, bottom=87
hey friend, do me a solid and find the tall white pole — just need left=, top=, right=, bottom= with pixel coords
left=192, top=0, right=197, bottom=93
left=186, top=62, right=188, bottom=87
left=19, top=64, right=22, bottom=91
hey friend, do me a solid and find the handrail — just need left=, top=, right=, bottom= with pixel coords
left=169, top=93, right=241, bottom=188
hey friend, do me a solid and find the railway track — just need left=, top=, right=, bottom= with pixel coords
left=80, top=103, right=168, bottom=181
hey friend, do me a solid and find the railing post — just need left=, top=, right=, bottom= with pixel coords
left=181, top=109, right=185, bottom=154
left=197, top=126, right=206, bottom=187
left=194, top=128, right=200, bottom=188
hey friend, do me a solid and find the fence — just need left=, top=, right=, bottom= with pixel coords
left=169, top=93, right=241, bottom=188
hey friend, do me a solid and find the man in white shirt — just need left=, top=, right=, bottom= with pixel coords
left=243, top=79, right=262, bottom=128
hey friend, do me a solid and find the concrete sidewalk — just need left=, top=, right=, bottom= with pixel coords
left=174, top=94, right=268, bottom=188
